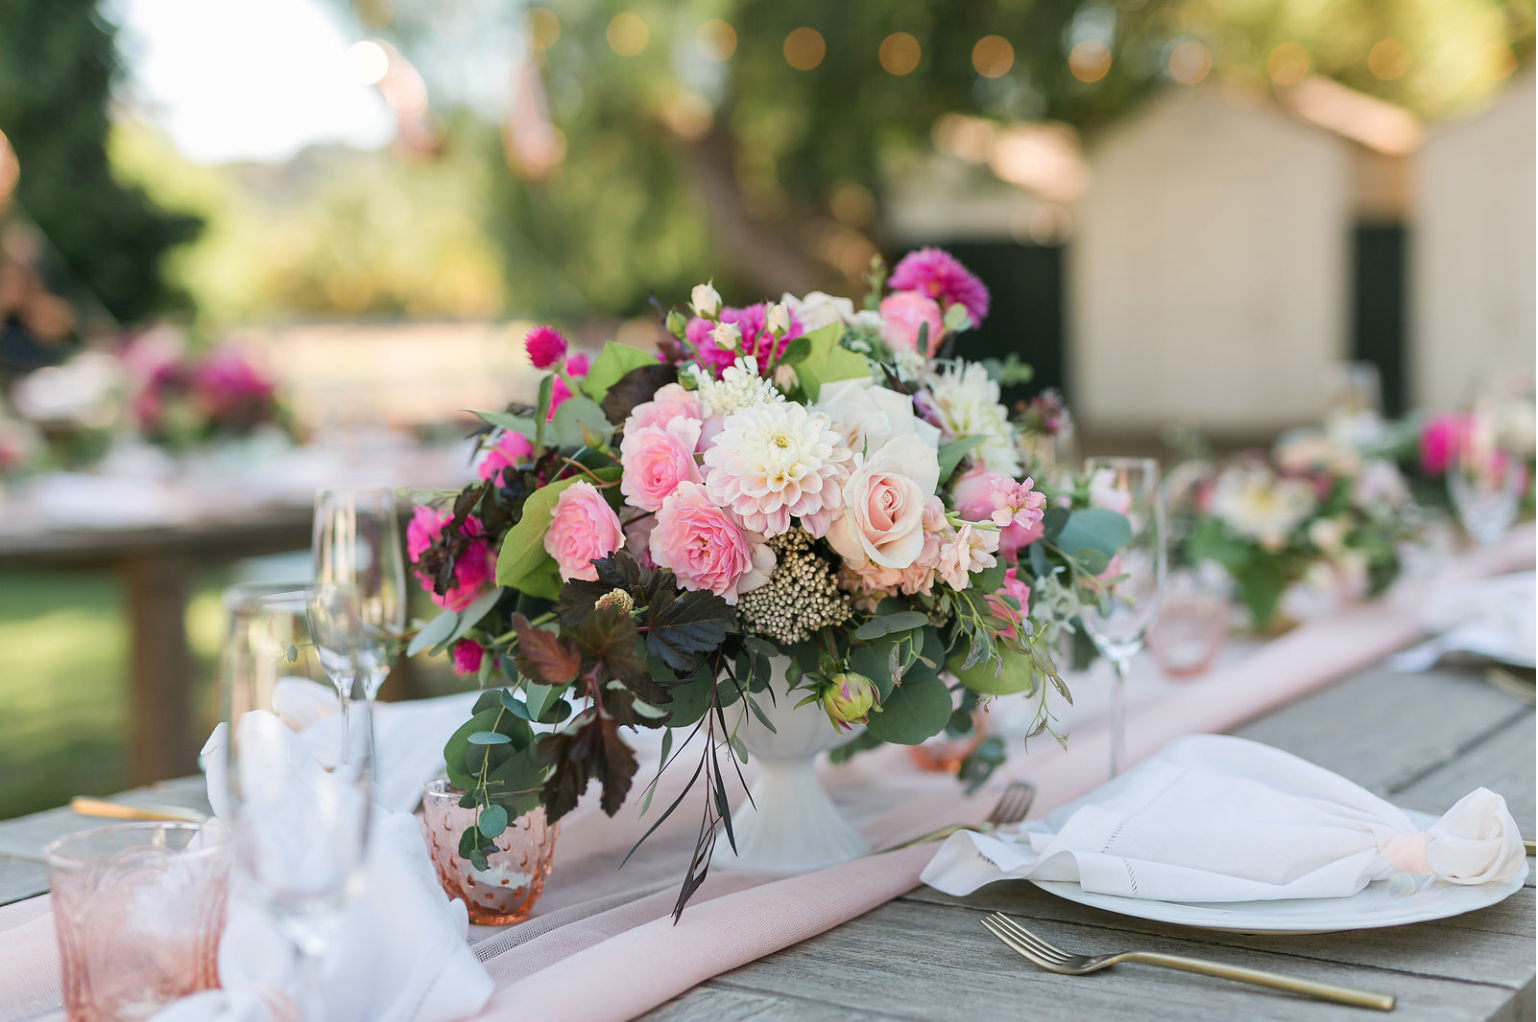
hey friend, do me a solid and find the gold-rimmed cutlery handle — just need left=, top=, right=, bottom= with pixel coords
left=1524, top=839, right=1535, bottom=856
left=883, top=822, right=972, bottom=851
left=1123, top=952, right=1395, bottom=1011
left=70, top=798, right=207, bottom=824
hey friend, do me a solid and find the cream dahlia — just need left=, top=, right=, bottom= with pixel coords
left=703, top=401, right=852, bottom=537
left=925, top=362, right=1020, bottom=476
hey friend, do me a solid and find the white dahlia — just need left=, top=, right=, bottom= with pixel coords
left=687, top=356, right=784, bottom=418
left=703, top=401, right=853, bottom=537
left=1209, top=465, right=1316, bottom=551
left=925, top=362, right=1020, bottom=476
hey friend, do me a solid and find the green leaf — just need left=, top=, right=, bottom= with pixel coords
left=447, top=587, right=504, bottom=645
left=533, top=374, right=554, bottom=452
left=1071, top=547, right=1111, bottom=576
left=407, top=609, right=460, bottom=658
left=548, top=396, right=613, bottom=449
left=474, top=410, right=537, bottom=439
left=659, top=665, right=714, bottom=727
left=495, top=476, right=582, bottom=598
left=778, top=335, right=812, bottom=365
left=848, top=634, right=900, bottom=699
left=467, top=730, right=513, bottom=745
left=936, top=435, right=985, bottom=487
left=486, top=746, right=546, bottom=815
left=1055, top=508, right=1132, bottom=560
left=794, top=322, right=869, bottom=401
left=864, top=672, right=952, bottom=745
left=582, top=342, right=658, bottom=403
left=852, top=611, right=929, bottom=640
left=478, top=803, right=509, bottom=838
left=522, top=682, right=563, bottom=722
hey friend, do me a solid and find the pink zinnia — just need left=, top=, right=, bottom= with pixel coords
left=888, top=247, right=990, bottom=327
left=685, top=304, right=802, bottom=377
left=525, top=326, right=568, bottom=370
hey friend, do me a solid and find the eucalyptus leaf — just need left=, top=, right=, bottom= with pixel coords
left=1055, top=508, right=1132, bottom=560
left=852, top=611, right=929, bottom=640
left=448, top=587, right=504, bottom=645
left=478, top=804, right=509, bottom=838
left=407, top=610, right=459, bottom=658
left=467, top=731, right=514, bottom=745
left=864, top=672, right=952, bottom=745
left=474, top=410, right=536, bottom=439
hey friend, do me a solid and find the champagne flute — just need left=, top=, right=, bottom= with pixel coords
left=311, top=487, right=407, bottom=702
left=221, top=588, right=371, bottom=1022
left=1449, top=394, right=1528, bottom=547
left=1080, top=457, right=1166, bottom=778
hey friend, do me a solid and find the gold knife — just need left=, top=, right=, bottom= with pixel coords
left=70, top=797, right=208, bottom=824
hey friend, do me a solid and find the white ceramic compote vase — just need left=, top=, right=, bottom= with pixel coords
left=711, top=657, right=870, bottom=874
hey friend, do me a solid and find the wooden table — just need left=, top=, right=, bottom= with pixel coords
left=0, top=507, right=312, bottom=784
left=0, top=661, right=1531, bottom=1021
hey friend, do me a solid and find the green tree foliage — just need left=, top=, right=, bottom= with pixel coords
left=0, top=0, right=201, bottom=325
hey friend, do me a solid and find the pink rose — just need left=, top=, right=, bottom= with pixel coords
left=987, top=567, right=1032, bottom=640
left=879, top=291, right=944, bottom=357
left=621, top=416, right=704, bottom=512
left=478, top=432, right=534, bottom=484
left=827, top=435, right=940, bottom=570
left=544, top=481, right=625, bottom=582
left=405, top=505, right=497, bottom=612
left=626, top=383, right=703, bottom=436
left=649, top=480, right=774, bottom=604
left=452, top=639, right=485, bottom=676
left=1420, top=413, right=1471, bottom=477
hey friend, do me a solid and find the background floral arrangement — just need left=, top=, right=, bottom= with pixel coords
left=129, top=342, right=289, bottom=450
left=405, top=250, right=1130, bottom=916
left=1168, top=426, right=1421, bottom=631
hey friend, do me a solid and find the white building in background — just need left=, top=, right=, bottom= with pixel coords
left=1412, top=71, right=1536, bottom=412
left=1069, top=86, right=1355, bottom=437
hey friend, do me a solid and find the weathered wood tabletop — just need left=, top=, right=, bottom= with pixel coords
left=1, top=660, right=1531, bottom=1021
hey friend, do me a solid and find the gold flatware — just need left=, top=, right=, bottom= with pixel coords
left=1524, top=839, right=1536, bottom=856
left=70, top=797, right=208, bottom=824
left=982, top=913, right=1395, bottom=1011
left=1483, top=667, right=1536, bottom=707
left=883, top=780, right=1036, bottom=851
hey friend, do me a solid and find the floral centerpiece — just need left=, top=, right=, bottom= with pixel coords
left=130, top=343, right=289, bottom=450
left=406, top=250, right=1129, bottom=916
left=1171, top=427, right=1420, bottom=632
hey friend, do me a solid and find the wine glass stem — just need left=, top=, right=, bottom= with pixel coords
left=1110, top=655, right=1129, bottom=779
left=293, top=939, right=327, bottom=1022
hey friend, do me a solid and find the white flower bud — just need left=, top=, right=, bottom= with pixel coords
left=711, top=321, right=742, bottom=353
left=691, top=282, right=722, bottom=319
left=773, top=363, right=799, bottom=391
left=766, top=301, right=791, bottom=337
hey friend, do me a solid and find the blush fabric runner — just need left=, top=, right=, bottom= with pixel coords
left=0, top=528, right=1530, bottom=1022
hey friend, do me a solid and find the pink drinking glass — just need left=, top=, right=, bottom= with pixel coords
left=44, top=822, right=230, bottom=1022
left=421, top=780, right=558, bottom=925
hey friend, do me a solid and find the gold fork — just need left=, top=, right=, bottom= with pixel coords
left=982, top=914, right=1395, bottom=1011
left=883, top=780, right=1036, bottom=851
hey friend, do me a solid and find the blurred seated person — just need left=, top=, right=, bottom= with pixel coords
left=0, top=224, right=76, bottom=390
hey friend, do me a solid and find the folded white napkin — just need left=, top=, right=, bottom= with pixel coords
left=155, top=708, right=493, bottom=1022
left=921, top=735, right=1525, bottom=902
left=1390, top=571, right=1537, bottom=671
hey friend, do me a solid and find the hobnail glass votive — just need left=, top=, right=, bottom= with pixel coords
left=421, top=779, right=559, bottom=925
left=44, top=822, right=230, bottom=1022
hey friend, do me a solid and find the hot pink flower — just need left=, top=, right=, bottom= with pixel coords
left=649, top=480, right=774, bottom=604
left=525, top=326, right=568, bottom=370
left=545, top=481, right=625, bottom=582
left=1420, top=413, right=1472, bottom=477
left=888, top=247, right=990, bottom=327
left=478, top=432, right=535, bottom=484
left=405, top=506, right=497, bottom=612
left=625, top=383, right=704, bottom=436
left=685, top=304, right=801, bottom=377
left=621, top=416, right=704, bottom=512
left=452, top=640, right=485, bottom=676
left=879, top=291, right=944, bottom=356
left=987, top=567, right=1032, bottom=640
left=546, top=354, right=590, bottom=422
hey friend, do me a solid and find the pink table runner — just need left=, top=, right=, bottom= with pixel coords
left=2, top=528, right=1531, bottom=1022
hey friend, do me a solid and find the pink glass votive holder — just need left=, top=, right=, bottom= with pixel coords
left=44, top=822, right=230, bottom=1022
left=421, top=780, right=559, bottom=925
left=1146, top=587, right=1231, bottom=679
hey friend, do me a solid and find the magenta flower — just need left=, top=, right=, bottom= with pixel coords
left=525, top=325, right=568, bottom=370
left=1420, top=413, right=1471, bottom=477
left=888, top=247, right=990, bottom=327
left=452, top=639, right=485, bottom=676
left=478, top=432, right=535, bottom=485
left=685, top=303, right=802, bottom=377
left=405, top=505, right=498, bottom=612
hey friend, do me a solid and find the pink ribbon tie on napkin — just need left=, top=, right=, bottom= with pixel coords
left=1380, top=788, right=1526, bottom=884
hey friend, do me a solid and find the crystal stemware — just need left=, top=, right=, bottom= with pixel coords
left=311, top=486, right=407, bottom=703
left=1079, top=457, right=1166, bottom=778
left=221, top=588, right=372, bottom=1021
left=1448, top=397, right=1527, bottom=547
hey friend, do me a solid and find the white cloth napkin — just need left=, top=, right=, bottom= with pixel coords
left=921, top=734, right=1525, bottom=902
left=157, top=704, right=494, bottom=1022
left=1390, top=571, right=1537, bottom=671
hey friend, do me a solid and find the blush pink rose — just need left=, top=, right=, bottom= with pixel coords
left=478, top=432, right=534, bottom=484
left=406, top=505, right=498, bottom=612
left=827, top=435, right=941, bottom=570
left=545, top=481, right=625, bottom=582
left=620, top=416, right=704, bottom=512
left=626, top=383, right=704, bottom=436
left=987, top=567, right=1032, bottom=640
left=649, top=480, right=774, bottom=604
left=879, top=291, right=944, bottom=357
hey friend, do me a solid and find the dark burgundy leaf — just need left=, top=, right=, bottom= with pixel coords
left=644, top=588, right=736, bottom=671
left=511, top=613, right=582, bottom=686
left=599, top=363, right=676, bottom=425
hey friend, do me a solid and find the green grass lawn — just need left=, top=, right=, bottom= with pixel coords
left=0, top=568, right=465, bottom=820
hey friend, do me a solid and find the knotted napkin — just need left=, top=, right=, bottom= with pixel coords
left=921, top=734, right=1526, bottom=902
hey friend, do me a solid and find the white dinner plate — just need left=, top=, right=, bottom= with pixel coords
left=1028, top=812, right=1530, bottom=934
